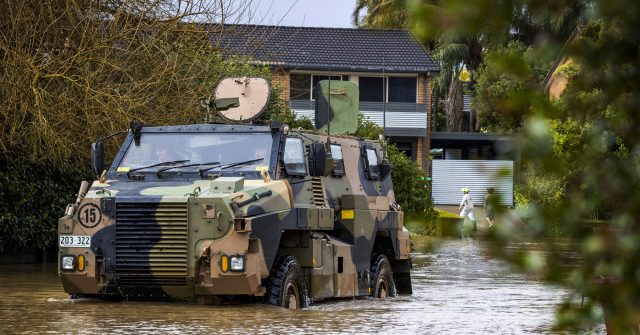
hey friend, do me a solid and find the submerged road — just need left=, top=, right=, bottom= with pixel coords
left=0, top=238, right=605, bottom=334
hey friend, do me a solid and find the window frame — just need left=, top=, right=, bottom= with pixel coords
left=330, top=143, right=345, bottom=177
left=117, top=132, right=273, bottom=173
left=283, top=137, right=307, bottom=177
left=358, top=75, right=418, bottom=103
left=388, top=76, right=418, bottom=103
left=289, top=73, right=312, bottom=101
left=289, top=73, right=349, bottom=101
left=358, top=76, right=387, bottom=102
left=363, top=147, right=381, bottom=180
left=311, top=75, right=346, bottom=100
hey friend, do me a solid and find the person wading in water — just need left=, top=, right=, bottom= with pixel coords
left=459, top=187, right=477, bottom=232
left=484, top=187, right=497, bottom=228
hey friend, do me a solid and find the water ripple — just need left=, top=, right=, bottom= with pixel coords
left=0, top=238, right=605, bottom=334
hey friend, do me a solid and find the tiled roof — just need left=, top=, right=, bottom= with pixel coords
left=212, top=24, right=439, bottom=74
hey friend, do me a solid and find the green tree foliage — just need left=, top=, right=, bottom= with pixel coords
left=407, top=0, right=591, bottom=131
left=259, top=86, right=314, bottom=130
left=352, top=0, right=473, bottom=131
left=387, top=144, right=437, bottom=220
left=354, top=0, right=591, bottom=132
left=411, top=0, right=640, bottom=331
left=473, top=41, right=554, bottom=132
left=515, top=117, right=591, bottom=238
left=0, top=0, right=279, bottom=253
left=352, top=0, right=408, bottom=29
left=0, top=0, right=266, bottom=167
left=353, top=113, right=383, bottom=139
left=408, top=1, right=503, bottom=131
left=0, top=164, right=92, bottom=252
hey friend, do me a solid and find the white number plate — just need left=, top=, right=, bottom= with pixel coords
left=59, top=235, right=91, bottom=248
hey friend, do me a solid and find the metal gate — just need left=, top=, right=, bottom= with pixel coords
left=432, top=160, right=514, bottom=206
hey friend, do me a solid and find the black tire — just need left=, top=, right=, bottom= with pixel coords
left=370, top=254, right=397, bottom=299
left=264, top=255, right=308, bottom=309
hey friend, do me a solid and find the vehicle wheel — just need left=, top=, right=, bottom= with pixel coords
left=370, top=254, right=397, bottom=299
left=264, top=255, right=308, bottom=309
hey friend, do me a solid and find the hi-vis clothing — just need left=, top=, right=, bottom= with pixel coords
left=459, top=194, right=475, bottom=221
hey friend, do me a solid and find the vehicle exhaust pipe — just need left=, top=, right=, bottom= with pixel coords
left=65, top=181, right=90, bottom=216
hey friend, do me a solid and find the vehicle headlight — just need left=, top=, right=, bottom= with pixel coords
left=229, top=255, right=245, bottom=272
left=61, top=255, right=76, bottom=271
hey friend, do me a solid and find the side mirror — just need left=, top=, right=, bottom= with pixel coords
left=90, top=141, right=104, bottom=175
left=379, top=161, right=392, bottom=180
left=308, top=142, right=326, bottom=177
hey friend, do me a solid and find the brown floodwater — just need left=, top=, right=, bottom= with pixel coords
left=0, top=238, right=605, bottom=334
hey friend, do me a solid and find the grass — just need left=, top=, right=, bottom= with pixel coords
left=405, top=209, right=463, bottom=237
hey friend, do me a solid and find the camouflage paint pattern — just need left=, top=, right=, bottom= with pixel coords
left=59, top=122, right=412, bottom=303
left=314, top=80, right=359, bottom=135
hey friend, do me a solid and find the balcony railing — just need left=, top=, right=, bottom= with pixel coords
left=290, top=100, right=427, bottom=113
left=289, top=100, right=428, bottom=136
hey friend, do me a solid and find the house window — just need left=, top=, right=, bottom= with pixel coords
left=359, top=77, right=386, bottom=102
left=290, top=74, right=348, bottom=101
left=290, top=74, right=311, bottom=100
left=359, top=76, right=417, bottom=103
left=388, top=77, right=417, bottom=103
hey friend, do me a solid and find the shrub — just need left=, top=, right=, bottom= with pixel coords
left=0, top=162, right=91, bottom=252
left=387, top=144, right=437, bottom=219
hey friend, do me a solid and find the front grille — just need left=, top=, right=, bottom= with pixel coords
left=115, top=202, right=188, bottom=285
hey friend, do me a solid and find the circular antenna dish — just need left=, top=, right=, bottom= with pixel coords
left=214, top=77, right=270, bottom=122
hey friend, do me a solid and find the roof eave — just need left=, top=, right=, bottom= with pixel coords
left=541, top=25, right=583, bottom=91
left=268, top=63, right=439, bottom=75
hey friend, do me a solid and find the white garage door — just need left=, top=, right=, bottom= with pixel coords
left=432, top=160, right=514, bottom=206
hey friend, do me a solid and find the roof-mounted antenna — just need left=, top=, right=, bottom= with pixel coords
left=325, top=36, right=334, bottom=156
left=327, top=40, right=332, bottom=137
left=382, top=52, right=386, bottom=137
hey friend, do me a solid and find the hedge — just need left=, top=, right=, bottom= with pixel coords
left=0, top=162, right=91, bottom=252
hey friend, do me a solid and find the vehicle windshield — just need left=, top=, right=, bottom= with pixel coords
left=118, top=133, right=273, bottom=172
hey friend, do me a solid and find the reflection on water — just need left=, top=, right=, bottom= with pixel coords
left=0, top=238, right=605, bottom=334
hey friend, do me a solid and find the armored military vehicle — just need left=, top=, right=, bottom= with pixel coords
left=58, top=77, right=412, bottom=309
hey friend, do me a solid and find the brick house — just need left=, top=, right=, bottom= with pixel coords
left=217, top=24, right=440, bottom=173
left=543, top=26, right=582, bottom=98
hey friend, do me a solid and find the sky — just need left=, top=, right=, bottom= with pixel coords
left=242, top=0, right=357, bottom=28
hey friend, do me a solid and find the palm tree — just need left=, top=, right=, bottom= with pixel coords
left=352, top=0, right=477, bottom=132
left=433, top=36, right=484, bottom=132
left=354, top=0, right=592, bottom=132
left=352, top=0, right=408, bottom=29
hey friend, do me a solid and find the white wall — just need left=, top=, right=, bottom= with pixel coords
left=432, top=160, right=514, bottom=206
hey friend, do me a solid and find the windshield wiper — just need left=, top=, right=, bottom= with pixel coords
left=156, top=161, right=220, bottom=177
left=127, top=160, right=190, bottom=177
left=199, top=158, right=264, bottom=177
left=222, top=157, right=264, bottom=170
